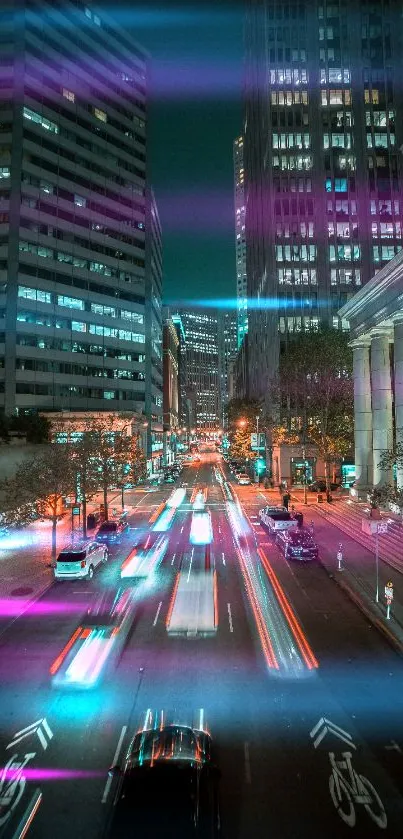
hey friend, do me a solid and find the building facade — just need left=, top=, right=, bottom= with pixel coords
left=233, top=136, right=248, bottom=349
left=244, top=0, right=403, bottom=402
left=0, top=0, right=163, bottom=455
left=162, top=316, right=179, bottom=465
left=339, top=249, right=403, bottom=494
left=176, top=308, right=221, bottom=433
left=218, top=310, right=238, bottom=428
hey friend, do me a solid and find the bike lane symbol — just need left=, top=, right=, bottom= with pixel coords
left=0, top=752, right=36, bottom=827
left=310, top=717, right=387, bottom=830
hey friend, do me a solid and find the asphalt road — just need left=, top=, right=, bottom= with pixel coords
left=1, top=455, right=403, bottom=838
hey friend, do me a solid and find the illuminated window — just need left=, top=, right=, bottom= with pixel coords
left=23, top=107, right=59, bottom=134
left=18, top=285, right=52, bottom=304
left=364, top=89, right=379, bottom=104
left=57, top=295, right=85, bottom=310
left=0, top=167, right=10, bottom=179
left=72, top=321, right=87, bottom=332
left=62, top=88, right=75, bottom=103
left=94, top=108, right=107, bottom=123
left=74, top=195, right=86, bottom=207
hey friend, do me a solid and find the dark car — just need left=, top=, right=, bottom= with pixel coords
left=108, top=723, right=220, bottom=838
left=276, top=526, right=319, bottom=560
left=96, top=515, right=129, bottom=544
left=308, top=480, right=340, bottom=493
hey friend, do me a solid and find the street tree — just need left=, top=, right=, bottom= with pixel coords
left=78, top=414, right=132, bottom=520
left=226, top=398, right=263, bottom=462
left=0, top=442, right=74, bottom=562
left=271, top=327, right=354, bottom=499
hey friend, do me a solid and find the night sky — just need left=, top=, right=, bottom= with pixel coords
left=100, top=2, right=243, bottom=303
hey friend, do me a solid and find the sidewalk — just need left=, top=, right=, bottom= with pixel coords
left=0, top=489, right=136, bottom=624
left=259, top=489, right=403, bottom=656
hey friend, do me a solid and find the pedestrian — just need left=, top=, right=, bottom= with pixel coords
left=282, top=491, right=291, bottom=511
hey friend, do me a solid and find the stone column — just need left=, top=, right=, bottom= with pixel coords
left=351, top=339, right=373, bottom=490
left=371, top=329, right=393, bottom=487
left=394, top=317, right=403, bottom=488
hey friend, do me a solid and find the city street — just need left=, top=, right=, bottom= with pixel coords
left=1, top=455, right=403, bottom=838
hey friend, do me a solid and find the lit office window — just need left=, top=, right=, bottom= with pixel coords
left=57, top=295, right=85, bottom=310
left=23, top=107, right=59, bottom=134
left=62, top=88, right=75, bottom=103
left=94, top=108, right=107, bottom=122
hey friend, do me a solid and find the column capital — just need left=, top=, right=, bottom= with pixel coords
left=349, top=337, right=371, bottom=350
left=369, top=326, right=393, bottom=342
left=392, top=313, right=403, bottom=326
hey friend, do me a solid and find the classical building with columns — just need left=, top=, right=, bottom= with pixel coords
left=339, top=250, right=403, bottom=496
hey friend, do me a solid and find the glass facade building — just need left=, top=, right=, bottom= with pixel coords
left=244, top=0, right=403, bottom=402
left=0, top=0, right=162, bottom=433
left=177, top=308, right=221, bottom=432
left=233, top=136, right=248, bottom=348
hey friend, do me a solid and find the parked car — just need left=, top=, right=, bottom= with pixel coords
left=54, top=541, right=108, bottom=581
left=276, top=526, right=319, bottom=560
left=237, top=474, right=251, bottom=486
left=308, top=480, right=340, bottom=493
left=259, top=505, right=297, bottom=534
left=96, top=513, right=129, bottom=544
left=107, top=721, right=221, bottom=838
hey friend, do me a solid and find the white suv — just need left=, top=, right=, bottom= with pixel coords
left=54, top=541, right=108, bottom=581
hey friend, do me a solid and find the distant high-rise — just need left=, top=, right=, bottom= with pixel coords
left=244, top=0, right=403, bottom=403
left=233, top=136, right=248, bottom=348
left=176, top=308, right=221, bottom=433
left=0, top=0, right=162, bottom=445
left=218, top=310, right=238, bottom=426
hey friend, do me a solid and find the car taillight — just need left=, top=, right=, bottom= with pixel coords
left=81, top=560, right=86, bottom=568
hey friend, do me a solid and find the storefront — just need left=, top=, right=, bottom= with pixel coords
left=290, top=458, right=315, bottom=485
left=341, top=462, right=355, bottom=487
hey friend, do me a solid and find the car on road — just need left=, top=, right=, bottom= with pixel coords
left=237, top=473, right=251, bottom=485
left=50, top=587, right=136, bottom=688
left=54, top=541, right=108, bottom=581
left=259, top=505, right=298, bottom=534
left=96, top=514, right=129, bottom=544
left=276, top=526, right=319, bottom=560
left=121, top=533, right=169, bottom=578
left=308, top=480, right=340, bottom=493
left=108, top=722, right=221, bottom=838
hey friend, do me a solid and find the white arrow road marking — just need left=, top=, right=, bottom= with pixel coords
left=385, top=740, right=402, bottom=753
left=310, top=717, right=356, bottom=750
left=7, top=719, right=53, bottom=751
left=101, top=725, right=127, bottom=804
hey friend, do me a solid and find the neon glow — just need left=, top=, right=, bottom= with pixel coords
left=152, top=506, right=176, bottom=532
left=189, top=511, right=213, bottom=545
left=258, top=549, right=319, bottom=671
left=64, top=628, right=115, bottom=686
left=166, top=487, right=186, bottom=508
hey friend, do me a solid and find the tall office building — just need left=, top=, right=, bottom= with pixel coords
left=218, top=310, right=238, bottom=427
left=244, top=0, right=403, bottom=403
left=0, top=0, right=163, bottom=451
left=233, top=136, right=248, bottom=348
left=176, top=308, right=221, bottom=433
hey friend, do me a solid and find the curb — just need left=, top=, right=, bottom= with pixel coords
left=318, top=555, right=403, bottom=658
left=0, top=578, right=53, bottom=641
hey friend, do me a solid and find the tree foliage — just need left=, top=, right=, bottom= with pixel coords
left=226, top=398, right=262, bottom=461
left=270, top=327, right=354, bottom=497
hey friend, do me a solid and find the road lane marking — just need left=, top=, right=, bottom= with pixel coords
left=102, top=725, right=127, bottom=803
left=180, top=526, right=184, bottom=534
left=244, top=742, right=251, bottom=784
left=222, top=552, right=226, bottom=566
left=153, top=601, right=163, bottom=627
left=227, top=603, right=233, bottom=633
left=171, top=553, right=176, bottom=565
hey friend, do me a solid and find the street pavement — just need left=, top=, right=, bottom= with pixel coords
left=1, top=457, right=403, bottom=837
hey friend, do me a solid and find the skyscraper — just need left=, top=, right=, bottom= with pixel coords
left=218, top=310, right=238, bottom=426
left=233, top=136, right=248, bottom=349
left=176, top=308, right=221, bottom=433
left=244, top=0, right=403, bottom=403
left=0, top=0, right=162, bottom=441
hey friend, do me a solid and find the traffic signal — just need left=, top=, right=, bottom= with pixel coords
left=255, top=457, right=266, bottom=474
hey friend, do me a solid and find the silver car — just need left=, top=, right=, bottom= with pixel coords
left=259, top=505, right=297, bottom=533
left=54, top=541, right=108, bottom=581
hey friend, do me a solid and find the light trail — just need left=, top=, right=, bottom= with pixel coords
left=101, top=725, right=127, bottom=804
left=236, top=547, right=279, bottom=670
left=258, top=548, right=319, bottom=671
left=149, top=501, right=166, bottom=524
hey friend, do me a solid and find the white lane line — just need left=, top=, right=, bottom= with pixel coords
left=153, top=601, right=163, bottom=627
left=222, top=552, right=226, bottom=566
left=227, top=603, right=234, bottom=633
left=180, top=526, right=184, bottom=534
left=102, top=725, right=127, bottom=803
left=244, top=741, right=252, bottom=784
left=171, top=553, right=176, bottom=565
